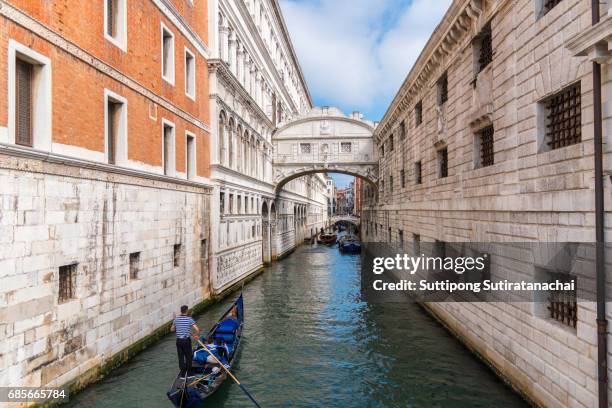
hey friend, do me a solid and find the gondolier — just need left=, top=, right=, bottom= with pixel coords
left=171, top=305, right=200, bottom=378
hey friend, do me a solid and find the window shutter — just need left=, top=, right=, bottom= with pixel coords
left=15, top=59, right=33, bottom=147
left=107, top=0, right=115, bottom=37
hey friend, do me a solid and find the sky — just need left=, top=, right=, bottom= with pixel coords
left=279, top=0, right=453, bottom=122
left=279, top=0, right=452, bottom=187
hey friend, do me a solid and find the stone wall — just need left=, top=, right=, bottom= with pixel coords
left=0, top=152, right=212, bottom=392
left=364, top=0, right=612, bottom=406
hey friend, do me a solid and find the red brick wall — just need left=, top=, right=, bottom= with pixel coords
left=1, top=0, right=211, bottom=178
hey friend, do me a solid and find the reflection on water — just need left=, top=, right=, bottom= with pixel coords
left=68, top=242, right=527, bottom=408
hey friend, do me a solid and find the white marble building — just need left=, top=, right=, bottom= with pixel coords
left=207, top=0, right=328, bottom=293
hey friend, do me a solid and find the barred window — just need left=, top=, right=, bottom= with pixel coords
left=415, top=101, right=423, bottom=126
left=542, top=0, right=563, bottom=16
left=389, top=135, right=394, bottom=151
left=300, top=143, right=311, bottom=154
left=476, top=23, right=492, bottom=73
left=400, top=121, right=406, bottom=140
left=415, top=161, right=422, bottom=184
left=389, top=176, right=394, bottom=192
left=542, top=83, right=581, bottom=151
left=340, top=142, right=352, bottom=153
left=437, top=73, right=448, bottom=106
left=438, top=148, right=448, bottom=178
left=476, top=126, right=494, bottom=168
left=400, top=169, right=405, bottom=188
left=59, top=264, right=76, bottom=303
left=547, top=272, right=577, bottom=328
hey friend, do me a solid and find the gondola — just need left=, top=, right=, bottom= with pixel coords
left=317, top=233, right=337, bottom=245
left=167, top=294, right=244, bottom=408
left=338, top=235, right=362, bottom=253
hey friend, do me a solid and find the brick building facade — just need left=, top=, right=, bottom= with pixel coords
left=0, top=0, right=213, bottom=395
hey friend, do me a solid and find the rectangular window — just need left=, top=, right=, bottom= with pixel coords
left=437, top=72, right=448, bottom=106
left=400, top=169, right=405, bottom=188
left=400, top=121, right=406, bottom=140
left=237, top=195, right=242, bottom=214
left=185, top=48, right=196, bottom=99
left=104, top=0, right=126, bottom=50
left=162, top=122, right=175, bottom=176
left=398, top=230, right=404, bottom=247
left=229, top=194, right=234, bottom=214
left=200, top=239, right=208, bottom=260
left=415, top=101, right=423, bottom=126
left=380, top=146, right=385, bottom=157
left=105, top=92, right=127, bottom=165
left=415, top=161, right=422, bottom=184
left=220, top=192, right=225, bottom=214
left=541, top=83, right=581, bottom=151
left=388, top=227, right=392, bottom=242
left=547, top=271, right=577, bottom=328
left=389, top=135, right=394, bottom=151
left=59, top=264, right=76, bottom=303
left=541, top=0, right=564, bottom=17
left=475, top=23, right=493, bottom=74
left=161, top=24, right=175, bottom=84
left=186, top=133, right=196, bottom=180
left=15, top=59, right=33, bottom=147
left=341, top=142, right=352, bottom=153
left=476, top=126, right=495, bottom=168
left=390, top=176, right=394, bottom=192
left=173, top=244, right=181, bottom=267
left=300, top=143, right=312, bottom=154
left=438, top=148, right=448, bottom=178
left=129, top=252, right=140, bottom=279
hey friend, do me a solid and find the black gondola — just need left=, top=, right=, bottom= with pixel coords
left=167, top=294, right=244, bottom=408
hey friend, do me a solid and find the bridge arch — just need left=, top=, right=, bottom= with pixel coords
left=272, top=107, right=379, bottom=193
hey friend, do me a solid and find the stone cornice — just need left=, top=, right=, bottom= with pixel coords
left=566, top=13, right=612, bottom=62
left=0, top=144, right=213, bottom=192
left=376, top=0, right=508, bottom=139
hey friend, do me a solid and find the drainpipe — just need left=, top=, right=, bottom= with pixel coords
left=592, top=2, right=608, bottom=408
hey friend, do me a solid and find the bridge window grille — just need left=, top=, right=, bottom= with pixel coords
left=547, top=273, right=577, bottom=328
left=300, top=143, right=311, bottom=154
left=543, top=83, right=581, bottom=150
left=415, top=101, right=423, bottom=126
left=59, top=264, right=76, bottom=303
left=542, top=0, right=563, bottom=16
left=341, top=142, right=352, bottom=153
left=415, top=161, right=422, bottom=184
left=438, top=148, right=448, bottom=178
left=477, top=23, right=493, bottom=73
left=477, top=126, right=495, bottom=168
left=437, top=73, right=448, bottom=106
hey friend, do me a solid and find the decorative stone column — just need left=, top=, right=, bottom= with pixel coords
left=228, top=30, right=237, bottom=74
left=219, top=21, right=229, bottom=62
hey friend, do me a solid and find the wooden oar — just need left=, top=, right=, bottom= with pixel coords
left=192, top=336, right=262, bottom=408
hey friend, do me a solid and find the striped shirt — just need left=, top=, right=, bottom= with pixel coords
left=174, top=315, right=196, bottom=339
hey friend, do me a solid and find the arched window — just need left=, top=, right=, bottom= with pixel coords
left=228, top=117, right=235, bottom=168
left=218, top=111, right=226, bottom=165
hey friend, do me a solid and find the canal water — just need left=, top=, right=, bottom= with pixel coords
left=68, top=241, right=528, bottom=408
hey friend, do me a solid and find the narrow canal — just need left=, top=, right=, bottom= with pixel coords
left=68, top=241, right=528, bottom=408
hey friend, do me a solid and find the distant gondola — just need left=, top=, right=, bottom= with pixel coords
left=317, top=233, right=337, bottom=245
left=338, top=235, right=361, bottom=253
left=167, top=294, right=244, bottom=408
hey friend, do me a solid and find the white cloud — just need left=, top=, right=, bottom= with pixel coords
left=280, top=0, right=452, bottom=120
